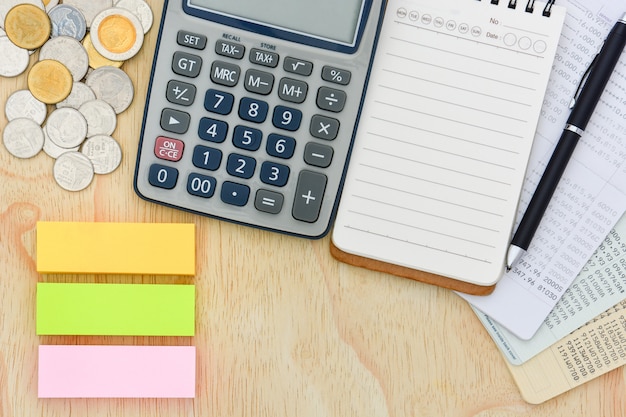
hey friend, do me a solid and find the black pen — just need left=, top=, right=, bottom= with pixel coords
left=506, top=12, right=626, bottom=271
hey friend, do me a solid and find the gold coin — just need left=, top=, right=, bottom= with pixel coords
left=4, top=4, right=51, bottom=50
left=28, top=60, right=73, bottom=104
left=98, top=15, right=137, bottom=54
left=90, top=8, right=144, bottom=61
left=82, top=33, right=124, bottom=70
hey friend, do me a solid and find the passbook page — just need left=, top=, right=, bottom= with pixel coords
left=474, top=214, right=626, bottom=365
left=332, top=0, right=565, bottom=286
left=462, top=0, right=626, bottom=340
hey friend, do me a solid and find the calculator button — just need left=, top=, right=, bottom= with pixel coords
left=239, top=98, right=269, bottom=123
left=316, top=87, right=346, bottom=113
left=260, top=161, right=290, bottom=187
left=172, top=51, right=202, bottom=78
left=226, top=153, right=256, bottom=179
left=177, top=31, right=207, bottom=50
left=187, top=173, right=217, bottom=198
left=221, top=181, right=250, bottom=206
left=149, top=164, right=179, bottom=189
left=304, top=142, right=334, bottom=168
left=278, top=78, right=308, bottom=104
left=210, top=61, right=241, bottom=87
left=192, top=145, right=222, bottom=171
left=215, top=40, right=245, bottom=59
left=244, top=69, right=274, bottom=96
left=244, top=69, right=274, bottom=95
left=161, top=108, right=190, bottom=134
left=310, top=115, right=340, bottom=140
left=154, top=136, right=184, bottom=162
left=255, top=190, right=284, bottom=214
left=198, top=117, right=228, bottom=143
left=233, top=126, right=262, bottom=151
left=283, top=57, right=313, bottom=76
left=249, top=48, right=279, bottom=68
left=204, top=89, right=234, bottom=115
left=292, top=170, right=327, bottom=223
left=266, top=134, right=296, bottom=159
left=321, top=66, right=352, bottom=86
left=166, top=80, right=196, bottom=106
left=272, top=106, right=302, bottom=131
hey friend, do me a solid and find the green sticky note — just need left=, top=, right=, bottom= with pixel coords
left=37, top=283, right=195, bottom=336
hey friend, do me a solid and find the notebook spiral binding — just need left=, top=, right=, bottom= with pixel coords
left=488, top=0, right=557, bottom=16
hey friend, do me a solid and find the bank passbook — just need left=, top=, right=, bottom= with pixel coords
left=134, top=0, right=386, bottom=238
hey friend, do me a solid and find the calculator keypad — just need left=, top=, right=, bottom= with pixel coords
left=136, top=16, right=369, bottom=238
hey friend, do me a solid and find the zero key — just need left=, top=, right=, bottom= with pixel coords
left=292, top=171, right=327, bottom=223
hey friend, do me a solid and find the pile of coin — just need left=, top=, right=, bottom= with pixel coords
left=0, top=0, right=153, bottom=191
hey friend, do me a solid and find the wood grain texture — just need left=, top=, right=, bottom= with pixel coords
left=0, top=1, right=625, bottom=415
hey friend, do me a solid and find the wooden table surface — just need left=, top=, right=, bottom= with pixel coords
left=1, top=1, right=625, bottom=416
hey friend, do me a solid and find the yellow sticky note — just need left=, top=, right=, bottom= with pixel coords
left=36, top=222, right=195, bottom=275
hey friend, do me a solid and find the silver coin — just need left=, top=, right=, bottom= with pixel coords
left=85, top=66, right=134, bottom=114
left=43, top=127, right=78, bottom=159
left=0, top=0, right=44, bottom=29
left=53, top=151, right=94, bottom=191
left=56, top=82, right=96, bottom=109
left=5, top=90, right=47, bottom=125
left=2, top=118, right=45, bottom=159
left=48, top=4, right=87, bottom=41
left=45, top=108, right=88, bottom=149
left=81, top=134, right=122, bottom=174
left=39, top=36, right=89, bottom=81
left=114, top=0, right=153, bottom=34
left=58, top=0, right=112, bottom=27
left=78, top=99, right=117, bottom=137
left=0, top=36, right=29, bottom=77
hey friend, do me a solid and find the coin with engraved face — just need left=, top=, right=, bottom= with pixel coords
left=90, top=7, right=144, bottom=61
left=4, top=4, right=51, bottom=49
left=45, top=107, right=88, bottom=149
left=3, top=118, right=45, bottom=159
left=39, top=36, right=90, bottom=81
left=48, top=4, right=87, bottom=41
left=5, top=89, right=47, bottom=125
left=28, top=59, right=73, bottom=104
left=81, top=134, right=122, bottom=174
left=85, top=66, right=134, bottom=113
left=0, top=35, right=30, bottom=77
left=53, top=151, right=95, bottom=191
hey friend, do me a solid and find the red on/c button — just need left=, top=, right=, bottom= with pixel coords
left=154, top=136, right=185, bottom=162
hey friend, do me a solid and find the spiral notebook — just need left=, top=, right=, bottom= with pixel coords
left=331, top=0, right=566, bottom=293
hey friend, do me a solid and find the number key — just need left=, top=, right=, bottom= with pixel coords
left=260, top=161, right=290, bottom=187
left=226, top=153, right=256, bottom=179
left=187, top=173, right=217, bottom=198
left=239, top=97, right=269, bottom=123
left=272, top=105, right=302, bottom=131
left=149, top=164, right=179, bottom=189
left=266, top=134, right=295, bottom=159
left=192, top=145, right=222, bottom=171
left=204, top=89, right=234, bottom=115
left=198, top=117, right=228, bottom=143
left=233, top=126, right=262, bottom=151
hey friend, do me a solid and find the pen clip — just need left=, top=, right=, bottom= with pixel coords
left=569, top=50, right=600, bottom=108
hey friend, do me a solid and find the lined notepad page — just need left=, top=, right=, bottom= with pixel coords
left=332, top=0, right=565, bottom=286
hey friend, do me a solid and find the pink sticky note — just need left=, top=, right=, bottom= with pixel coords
left=38, top=345, right=196, bottom=398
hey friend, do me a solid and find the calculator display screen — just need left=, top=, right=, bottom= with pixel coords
left=186, top=0, right=366, bottom=46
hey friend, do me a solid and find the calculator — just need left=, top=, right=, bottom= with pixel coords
left=134, top=0, right=386, bottom=238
